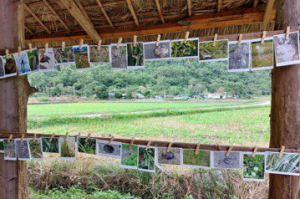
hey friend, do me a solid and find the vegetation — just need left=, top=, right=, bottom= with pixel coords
left=251, top=41, right=274, bottom=68
left=29, top=139, right=43, bottom=159
left=42, top=138, right=59, bottom=153
left=78, top=137, right=96, bottom=155
left=138, top=147, right=155, bottom=171
left=60, top=137, right=76, bottom=158
left=89, top=46, right=110, bottom=63
left=243, top=154, right=265, bottom=180
left=127, top=43, right=144, bottom=66
left=183, top=149, right=211, bottom=167
left=171, top=40, right=198, bottom=57
left=121, top=144, right=138, bottom=167
left=199, top=40, right=228, bottom=61
left=266, top=153, right=300, bottom=174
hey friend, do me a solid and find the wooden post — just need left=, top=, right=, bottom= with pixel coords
left=270, top=0, right=300, bottom=198
left=0, top=0, right=36, bottom=198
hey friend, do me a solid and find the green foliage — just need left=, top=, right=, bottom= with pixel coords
left=121, top=144, right=138, bottom=167
left=243, top=154, right=265, bottom=180
left=78, top=137, right=96, bottom=155
left=183, top=149, right=210, bottom=167
left=29, top=140, right=43, bottom=159
left=199, top=40, right=228, bottom=60
left=138, top=147, right=155, bottom=170
left=171, top=40, right=198, bottom=57
left=60, top=138, right=76, bottom=158
left=266, top=153, right=300, bottom=174
left=127, top=43, right=144, bottom=66
left=42, top=138, right=59, bottom=153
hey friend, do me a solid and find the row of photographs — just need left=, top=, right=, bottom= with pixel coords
left=1, top=137, right=299, bottom=181
left=0, top=31, right=299, bottom=78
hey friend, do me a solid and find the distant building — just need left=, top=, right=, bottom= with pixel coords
left=206, top=92, right=232, bottom=99
left=108, top=93, right=115, bottom=98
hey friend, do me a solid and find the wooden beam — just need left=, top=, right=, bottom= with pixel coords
left=262, top=0, right=275, bottom=30
left=155, top=0, right=165, bottom=24
left=217, top=0, right=222, bottom=12
left=24, top=4, right=51, bottom=34
left=95, top=0, right=114, bottom=28
left=253, top=0, right=259, bottom=7
left=25, top=25, right=34, bottom=35
left=74, top=0, right=92, bottom=24
left=43, top=0, right=71, bottom=32
left=187, top=0, right=192, bottom=17
left=126, top=0, right=139, bottom=26
left=58, top=0, right=101, bottom=42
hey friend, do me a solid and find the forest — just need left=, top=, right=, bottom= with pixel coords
left=28, top=59, right=271, bottom=99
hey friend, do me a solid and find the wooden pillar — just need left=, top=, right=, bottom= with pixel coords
left=269, top=0, right=300, bottom=199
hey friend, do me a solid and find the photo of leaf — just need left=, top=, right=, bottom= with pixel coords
left=213, top=151, right=241, bottom=169
left=27, top=49, right=39, bottom=72
left=16, top=139, right=31, bottom=160
left=111, top=45, right=127, bottom=70
left=77, top=137, right=96, bottom=155
left=73, top=45, right=90, bottom=70
left=144, top=41, right=171, bottom=60
left=182, top=149, right=211, bottom=168
left=171, top=39, right=198, bottom=58
left=89, top=45, right=110, bottom=63
left=14, top=51, right=31, bottom=75
left=2, top=54, right=17, bottom=77
left=29, top=139, right=43, bottom=159
left=39, top=48, right=55, bottom=72
left=251, top=39, right=274, bottom=70
left=199, top=40, right=228, bottom=61
left=53, top=47, right=75, bottom=64
left=229, top=41, right=251, bottom=72
left=138, top=146, right=156, bottom=172
left=127, top=43, right=144, bottom=69
left=157, top=147, right=182, bottom=165
left=97, top=140, right=122, bottom=158
left=0, top=57, right=5, bottom=78
left=42, top=137, right=59, bottom=153
left=242, top=152, right=265, bottom=181
left=4, top=139, right=17, bottom=160
left=121, top=143, right=138, bottom=169
left=59, top=137, right=76, bottom=160
left=0, top=139, right=4, bottom=153
left=266, top=152, right=300, bottom=176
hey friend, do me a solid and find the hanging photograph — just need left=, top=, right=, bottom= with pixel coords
left=199, top=40, right=229, bottom=62
left=2, top=54, right=17, bottom=77
left=110, top=44, right=127, bottom=70
left=3, top=139, right=17, bottom=161
left=120, top=143, right=138, bottom=169
left=53, top=46, right=75, bottom=64
left=15, top=139, right=31, bottom=160
left=171, top=38, right=199, bottom=59
left=242, top=152, right=265, bottom=182
left=157, top=147, right=182, bottom=165
left=59, top=137, right=77, bottom=160
left=77, top=137, right=96, bottom=155
left=0, top=57, right=5, bottom=79
left=14, top=51, right=31, bottom=75
left=213, top=151, right=241, bottom=169
left=182, top=149, right=211, bottom=168
left=273, top=32, right=300, bottom=67
left=96, top=140, right=122, bottom=158
left=73, top=45, right=90, bottom=70
left=228, top=41, right=251, bottom=72
left=27, top=48, right=39, bottom=72
left=144, top=41, right=171, bottom=61
left=42, top=137, right=59, bottom=153
left=251, top=38, right=274, bottom=70
left=0, top=139, right=4, bottom=153
left=29, top=138, right=43, bottom=159
left=127, top=43, right=144, bottom=69
left=39, top=48, right=55, bottom=72
left=138, top=146, right=156, bottom=172
left=265, top=152, right=300, bottom=176
left=89, top=45, right=110, bottom=63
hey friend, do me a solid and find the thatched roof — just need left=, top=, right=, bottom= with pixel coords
left=24, top=0, right=276, bottom=46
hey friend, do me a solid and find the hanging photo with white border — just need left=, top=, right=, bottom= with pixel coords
left=171, top=38, right=199, bottom=59
left=96, top=140, right=122, bottom=158
left=228, top=40, right=251, bottom=72
left=251, top=37, right=274, bottom=71
left=199, top=39, right=229, bottom=62
left=144, top=40, right=171, bottom=61
left=241, top=152, right=265, bottom=182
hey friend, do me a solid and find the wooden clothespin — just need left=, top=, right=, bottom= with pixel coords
left=17, top=46, right=21, bottom=57
left=285, top=26, right=290, bottom=40
left=108, top=136, right=114, bottom=146
left=213, top=34, right=218, bottom=47
left=21, top=134, right=25, bottom=143
left=128, top=137, right=135, bottom=150
left=145, top=140, right=152, bottom=150
left=117, top=38, right=122, bottom=49
left=45, top=43, right=49, bottom=53
left=85, top=133, right=91, bottom=142
left=28, top=43, right=33, bottom=52
left=133, top=35, right=137, bottom=47
left=97, top=40, right=102, bottom=51
left=156, top=34, right=161, bottom=47
left=278, top=145, right=285, bottom=159
left=194, top=143, right=201, bottom=155
left=225, top=145, right=233, bottom=157
left=167, top=142, right=173, bottom=152
left=5, top=49, right=9, bottom=56
left=79, top=39, right=84, bottom=49
left=33, top=134, right=37, bottom=142
left=261, top=31, right=267, bottom=45
left=64, top=132, right=69, bottom=142
left=252, top=146, right=258, bottom=158
left=237, top=34, right=243, bottom=46
left=62, top=41, right=66, bottom=51
left=49, top=133, right=55, bottom=142
left=184, top=31, right=190, bottom=44
left=7, top=134, right=13, bottom=143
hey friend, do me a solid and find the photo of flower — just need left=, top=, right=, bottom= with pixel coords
left=138, top=146, right=156, bottom=172
left=213, top=151, right=241, bottom=169
left=29, top=139, right=43, bottom=159
left=199, top=40, right=229, bottom=62
left=97, top=140, right=122, bottom=158
left=89, top=45, right=110, bottom=63
left=242, top=152, right=265, bottom=181
left=171, top=39, right=199, bottom=58
left=15, top=139, right=31, bottom=160
left=182, top=149, right=211, bottom=168
left=121, top=143, right=138, bottom=169
left=27, top=49, right=39, bottom=72
left=73, top=45, right=90, bottom=70
left=228, top=41, right=251, bottom=72
left=59, top=137, right=76, bottom=160
left=157, top=147, right=182, bottom=165
left=3, top=139, right=17, bottom=160
left=127, top=43, right=144, bottom=69
left=77, top=137, right=96, bottom=155
left=42, top=137, right=59, bottom=153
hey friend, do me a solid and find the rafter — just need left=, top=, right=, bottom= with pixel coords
left=187, top=0, right=192, bottom=17
left=25, top=26, right=34, bottom=35
left=126, top=0, right=139, bottom=26
left=74, top=0, right=92, bottom=24
left=24, top=4, right=51, bottom=34
left=155, top=0, right=165, bottom=24
left=95, top=0, right=114, bottom=28
left=262, top=0, right=275, bottom=30
left=253, top=0, right=259, bottom=7
left=217, top=0, right=222, bottom=12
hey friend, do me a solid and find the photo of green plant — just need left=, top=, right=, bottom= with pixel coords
left=16, top=139, right=31, bottom=160
left=251, top=39, right=274, bottom=70
left=73, top=45, right=90, bottom=70
left=0, top=139, right=4, bottom=152
left=59, top=137, right=76, bottom=159
left=97, top=141, right=122, bottom=158
left=158, top=148, right=182, bottom=165
left=138, top=146, right=156, bottom=172
left=29, top=139, right=43, bottom=159
left=121, top=144, right=138, bottom=169
left=266, top=152, right=300, bottom=176
left=199, top=40, right=228, bottom=61
left=242, top=153, right=265, bottom=181
left=182, top=149, right=211, bottom=168
left=171, top=39, right=198, bottom=58
left=42, top=137, right=59, bottom=153
left=78, top=137, right=96, bottom=155
left=89, top=45, right=110, bottom=63
left=54, top=47, right=75, bottom=64
left=3, top=139, right=16, bottom=160
left=127, top=43, right=144, bottom=68
left=27, top=49, right=39, bottom=71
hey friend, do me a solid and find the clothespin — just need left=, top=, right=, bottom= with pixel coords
left=252, top=146, right=258, bottom=158
left=213, top=34, right=218, bottom=47
left=108, top=136, right=114, bottom=146
left=5, top=49, right=9, bottom=56
left=18, top=46, right=21, bottom=57
left=97, top=40, right=102, bottom=51
left=194, top=143, right=201, bottom=155
left=278, top=146, right=285, bottom=159
left=145, top=140, right=152, bottom=150
left=156, top=35, right=161, bottom=47
left=33, top=133, right=37, bottom=142
left=79, top=39, right=84, bottom=49
left=64, top=132, right=69, bottom=142
left=45, top=43, right=49, bottom=53
left=237, top=34, right=243, bottom=46
left=49, top=133, right=55, bottom=142
left=225, top=145, right=233, bottom=157
left=133, top=35, right=137, bottom=47
left=21, top=134, right=25, bottom=143
left=167, top=142, right=173, bottom=152
left=117, top=38, right=122, bottom=49
left=184, top=31, right=190, bottom=44
left=62, top=41, right=66, bottom=51
left=261, top=31, right=267, bottom=45
left=285, top=26, right=290, bottom=40
left=128, top=137, right=135, bottom=149
left=7, top=134, right=13, bottom=143
left=28, top=43, right=33, bottom=52
left=85, top=133, right=91, bottom=142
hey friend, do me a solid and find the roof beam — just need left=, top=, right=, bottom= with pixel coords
left=24, top=4, right=51, bottom=34
left=187, top=0, right=192, bottom=17
left=217, top=0, right=222, bottom=12
left=126, top=0, right=139, bottom=26
left=43, top=0, right=71, bottom=32
left=95, top=0, right=114, bottom=28
left=25, top=26, right=34, bottom=35
left=155, top=0, right=165, bottom=24
left=253, top=0, right=259, bottom=7
left=262, top=0, right=275, bottom=30
left=58, top=0, right=101, bottom=42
